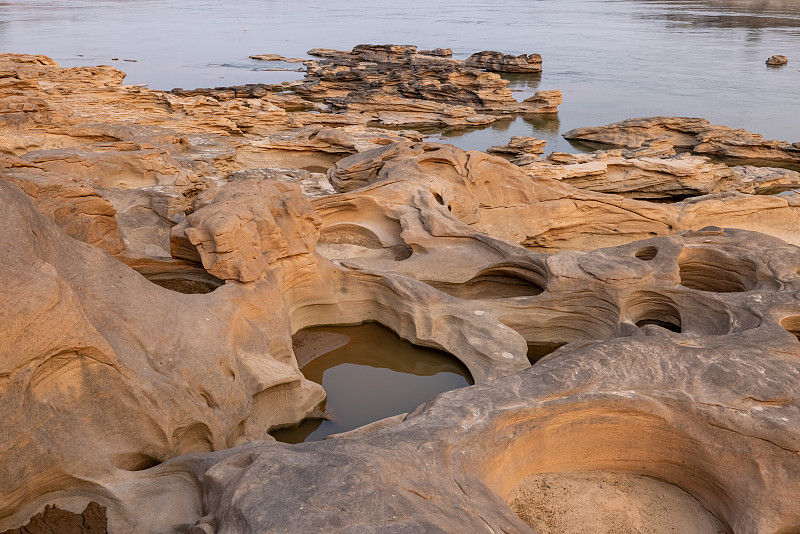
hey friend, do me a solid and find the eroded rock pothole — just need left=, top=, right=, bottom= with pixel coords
left=272, top=322, right=473, bottom=443
left=508, top=471, right=727, bottom=534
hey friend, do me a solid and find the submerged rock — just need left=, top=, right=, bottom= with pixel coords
left=766, top=54, right=789, bottom=66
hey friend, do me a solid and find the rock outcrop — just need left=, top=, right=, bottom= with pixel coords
left=563, top=116, right=800, bottom=163
left=322, top=142, right=800, bottom=252
left=466, top=50, right=543, bottom=72
left=518, top=150, right=800, bottom=200
left=298, top=44, right=561, bottom=125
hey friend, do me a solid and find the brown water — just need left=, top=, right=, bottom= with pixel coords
left=271, top=323, right=473, bottom=443
left=2, top=0, right=798, bottom=153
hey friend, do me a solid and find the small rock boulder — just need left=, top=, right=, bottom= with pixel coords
left=766, top=55, right=788, bottom=66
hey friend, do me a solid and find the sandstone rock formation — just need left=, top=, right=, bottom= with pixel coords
left=2, top=51, right=800, bottom=534
left=322, top=141, right=800, bottom=251
left=10, top=226, right=797, bottom=534
left=563, top=116, right=800, bottom=163
left=518, top=150, right=800, bottom=200
left=299, top=44, right=561, bottom=125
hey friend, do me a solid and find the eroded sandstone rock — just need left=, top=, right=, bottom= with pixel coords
left=323, top=142, right=800, bottom=251
left=466, top=50, right=543, bottom=73
left=519, top=150, right=800, bottom=200
left=296, top=44, right=560, bottom=125
left=0, top=179, right=325, bottom=528
left=29, top=228, right=799, bottom=534
left=0, top=156, right=125, bottom=255
left=174, top=180, right=321, bottom=282
left=563, top=116, right=800, bottom=163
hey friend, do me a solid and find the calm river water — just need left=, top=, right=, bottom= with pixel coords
left=1, top=0, right=798, bottom=152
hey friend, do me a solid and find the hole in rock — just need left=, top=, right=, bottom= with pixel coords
left=625, top=291, right=682, bottom=333
left=319, top=224, right=384, bottom=249
left=133, top=260, right=225, bottom=294
left=527, top=342, right=567, bottom=365
left=635, top=318, right=682, bottom=333
left=433, top=192, right=445, bottom=205
left=149, top=277, right=223, bottom=294
left=1, top=501, right=107, bottom=534
left=781, top=317, right=800, bottom=342
left=507, top=471, right=728, bottom=534
left=634, top=246, right=658, bottom=261
left=271, top=322, right=473, bottom=443
left=317, top=224, right=413, bottom=261
left=678, top=248, right=757, bottom=293
left=112, top=453, right=162, bottom=471
left=424, top=268, right=545, bottom=300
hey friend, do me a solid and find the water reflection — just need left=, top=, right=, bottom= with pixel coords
left=631, top=0, right=800, bottom=30
left=425, top=114, right=570, bottom=153
left=271, top=323, right=473, bottom=443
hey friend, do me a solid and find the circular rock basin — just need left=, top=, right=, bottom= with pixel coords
left=272, top=323, right=473, bottom=443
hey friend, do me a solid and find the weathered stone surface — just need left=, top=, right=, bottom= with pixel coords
left=0, top=156, right=126, bottom=255
left=21, top=228, right=798, bottom=534
left=249, top=54, right=306, bottom=63
left=174, top=180, right=321, bottom=282
left=488, top=136, right=547, bottom=165
left=419, top=48, right=453, bottom=57
left=1, top=502, right=107, bottom=534
left=563, top=116, right=800, bottom=163
left=519, top=150, right=800, bottom=200
left=0, top=179, right=325, bottom=529
left=466, top=51, right=543, bottom=73
left=324, top=142, right=800, bottom=251
left=766, top=54, right=789, bottom=66
left=296, top=44, right=560, bottom=125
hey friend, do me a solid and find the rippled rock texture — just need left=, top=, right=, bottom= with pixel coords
left=1, top=52, right=800, bottom=534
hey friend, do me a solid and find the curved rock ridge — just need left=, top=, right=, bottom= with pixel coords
left=563, top=116, right=800, bottom=163
left=322, top=142, right=800, bottom=251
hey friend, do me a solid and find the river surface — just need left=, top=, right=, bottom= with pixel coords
left=1, top=0, right=798, bottom=152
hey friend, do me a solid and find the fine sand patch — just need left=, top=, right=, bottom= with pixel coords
left=508, top=471, right=728, bottom=534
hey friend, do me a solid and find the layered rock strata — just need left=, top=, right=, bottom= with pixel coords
left=466, top=50, right=543, bottom=72
left=299, top=44, right=561, bottom=125
left=519, top=150, right=800, bottom=200
left=563, top=116, right=800, bottom=163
